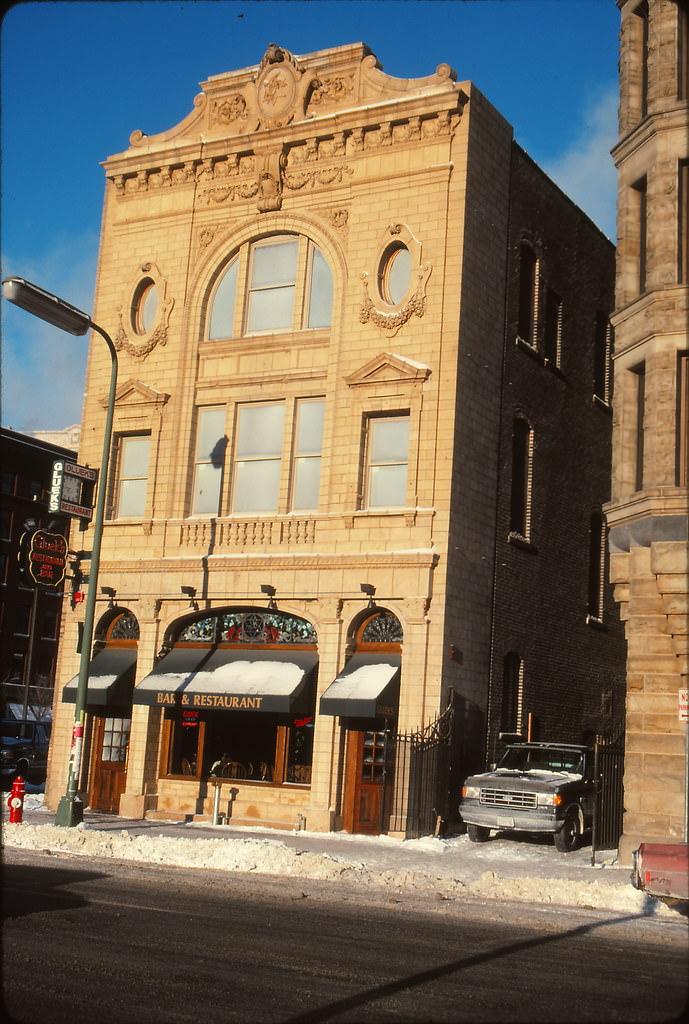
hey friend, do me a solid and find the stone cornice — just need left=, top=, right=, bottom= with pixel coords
left=102, top=45, right=467, bottom=211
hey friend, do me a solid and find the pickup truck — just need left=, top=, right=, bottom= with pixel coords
left=459, top=741, right=595, bottom=852
left=1, top=719, right=51, bottom=786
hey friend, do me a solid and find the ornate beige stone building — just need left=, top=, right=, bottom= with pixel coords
left=608, top=0, right=689, bottom=858
left=45, top=43, right=623, bottom=835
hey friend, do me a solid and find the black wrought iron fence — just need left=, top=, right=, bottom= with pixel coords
left=591, top=732, right=625, bottom=863
left=387, top=699, right=455, bottom=839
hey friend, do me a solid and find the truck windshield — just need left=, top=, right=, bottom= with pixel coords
left=499, top=747, right=583, bottom=774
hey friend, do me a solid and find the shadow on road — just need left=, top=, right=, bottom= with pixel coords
left=284, top=912, right=659, bottom=1023
left=2, top=861, right=108, bottom=921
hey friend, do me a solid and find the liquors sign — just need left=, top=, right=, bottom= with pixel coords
left=19, top=528, right=69, bottom=588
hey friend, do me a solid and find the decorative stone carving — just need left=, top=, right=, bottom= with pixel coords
left=115, top=263, right=175, bottom=359
left=360, top=223, right=432, bottom=337
left=307, top=74, right=355, bottom=112
left=283, top=164, right=354, bottom=192
left=254, top=44, right=316, bottom=130
left=212, top=94, right=248, bottom=126
left=255, top=146, right=287, bottom=212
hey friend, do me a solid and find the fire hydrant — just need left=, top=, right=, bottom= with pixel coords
left=8, top=776, right=25, bottom=824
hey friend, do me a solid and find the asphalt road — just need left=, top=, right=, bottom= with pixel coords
left=3, top=848, right=687, bottom=1024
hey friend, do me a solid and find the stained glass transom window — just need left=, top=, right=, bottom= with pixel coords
left=109, top=612, right=140, bottom=641
left=361, top=612, right=403, bottom=644
left=176, top=610, right=316, bottom=645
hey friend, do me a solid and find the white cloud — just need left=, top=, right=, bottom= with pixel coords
left=542, top=86, right=618, bottom=241
left=1, top=234, right=98, bottom=433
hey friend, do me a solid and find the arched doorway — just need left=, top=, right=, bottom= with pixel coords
left=321, top=610, right=403, bottom=835
left=87, top=610, right=138, bottom=813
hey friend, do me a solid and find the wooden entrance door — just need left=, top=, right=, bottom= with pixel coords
left=89, top=714, right=130, bottom=813
left=343, top=727, right=389, bottom=835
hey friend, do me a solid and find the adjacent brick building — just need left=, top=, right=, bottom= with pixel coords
left=608, top=0, right=689, bottom=859
left=1, top=428, right=75, bottom=720
left=45, top=43, right=624, bottom=834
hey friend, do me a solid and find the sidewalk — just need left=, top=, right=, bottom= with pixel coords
left=6, top=796, right=677, bottom=918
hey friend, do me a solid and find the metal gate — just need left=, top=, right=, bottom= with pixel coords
left=387, top=699, right=455, bottom=839
left=591, top=733, right=625, bottom=862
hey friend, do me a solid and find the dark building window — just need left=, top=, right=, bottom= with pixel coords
left=517, top=245, right=539, bottom=348
left=679, top=160, right=689, bottom=285
left=678, top=352, right=689, bottom=486
left=587, top=511, right=606, bottom=623
left=633, top=363, right=646, bottom=491
left=501, top=653, right=524, bottom=734
left=543, top=287, right=562, bottom=367
left=632, top=177, right=648, bottom=294
left=509, top=417, right=534, bottom=541
left=679, top=0, right=689, bottom=100
left=594, top=314, right=612, bottom=404
left=631, top=1, right=649, bottom=119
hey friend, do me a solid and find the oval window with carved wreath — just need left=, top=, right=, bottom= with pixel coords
left=378, top=244, right=412, bottom=306
left=132, top=278, right=159, bottom=336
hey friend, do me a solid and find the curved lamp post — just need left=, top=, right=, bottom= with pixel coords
left=2, top=277, right=118, bottom=826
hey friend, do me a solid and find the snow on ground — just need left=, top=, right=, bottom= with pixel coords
left=1, top=793, right=678, bottom=918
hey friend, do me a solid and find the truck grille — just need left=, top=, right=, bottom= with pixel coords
left=479, top=789, right=538, bottom=809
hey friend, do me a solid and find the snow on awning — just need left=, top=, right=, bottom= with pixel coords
left=319, top=653, right=400, bottom=719
left=134, top=647, right=318, bottom=714
left=62, top=649, right=137, bottom=707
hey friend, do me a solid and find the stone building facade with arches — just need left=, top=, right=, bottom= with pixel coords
left=46, top=43, right=625, bottom=834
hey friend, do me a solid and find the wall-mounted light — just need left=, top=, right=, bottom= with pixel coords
left=181, top=585, right=198, bottom=610
left=101, top=586, right=117, bottom=609
left=260, top=583, right=277, bottom=610
left=360, top=582, right=376, bottom=608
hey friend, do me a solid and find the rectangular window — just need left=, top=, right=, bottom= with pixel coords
left=364, top=415, right=410, bottom=509
left=679, top=0, right=689, bottom=100
left=678, top=352, right=689, bottom=486
left=192, top=407, right=226, bottom=515
left=679, top=160, right=689, bottom=285
left=114, top=435, right=151, bottom=518
left=509, top=418, right=534, bottom=541
left=247, top=239, right=299, bottom=333
left=633, top=177, right=648, bottom=294
left=543, top=288, right=562, bottom=367
left=307, top=246, right=334, bottom=330
left=501, top=653, right=524, bottom=735
left=232, top=403, right=285, bottom=513
left=637, top=1, right=649, bottom=117
left=594, top=313, right=612, bottom=403
left=633, top=363, right=646, bottom=491
left=517, top=245, right=539, bottom=347
left=291, top=400, right=325, bottom=511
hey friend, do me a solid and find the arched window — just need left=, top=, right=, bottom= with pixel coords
left=207, top=234, right=333, bottom=340
left=357, top=610, right=403, bottom=648
left=174, top=608, right=317, bottom=646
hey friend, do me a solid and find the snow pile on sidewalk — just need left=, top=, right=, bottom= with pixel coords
left=2, top=805, right=672, bottom=917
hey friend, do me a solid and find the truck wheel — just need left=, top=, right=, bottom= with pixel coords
left=16, top=759, right=30, bottom=778
left=554, top=810, right=579, bottom=852
left=467, top=824, right=490, bottom=843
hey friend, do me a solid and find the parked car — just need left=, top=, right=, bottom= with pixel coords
left=631, top=843, right=689, bottom=901
left=459, top=741, right=595, bottom=852
left=1, top=719, right=51, bottom=786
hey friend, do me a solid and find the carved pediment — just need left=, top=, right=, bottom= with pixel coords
left=345, top=352, right=431, bottom=388
left=106, top=379, right=170, bottom=409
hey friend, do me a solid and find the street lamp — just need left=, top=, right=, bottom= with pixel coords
left=2, top=276, right=118, bottom=826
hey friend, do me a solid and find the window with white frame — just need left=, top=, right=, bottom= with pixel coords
left=232, top=403, right=286, bottom=514
left=291, top=400, right=325, bottom=511
left=192, top=407, right=227, bottom=515
left=114, top=435, right=151, bottom=518
left=208, top=234, right=333, bottom=340
left=364, top=414, right=410, bottom=509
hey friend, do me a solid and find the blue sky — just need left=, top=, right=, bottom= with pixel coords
left=1, top=0, right=620, bottom=433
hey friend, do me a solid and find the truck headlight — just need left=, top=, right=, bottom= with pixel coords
left=537, top=793, right=563, bottom=806
left=462, top=785, right=480, bottom=799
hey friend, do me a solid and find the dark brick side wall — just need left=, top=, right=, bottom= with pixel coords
left=486, top=145, right=627, bottom=767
